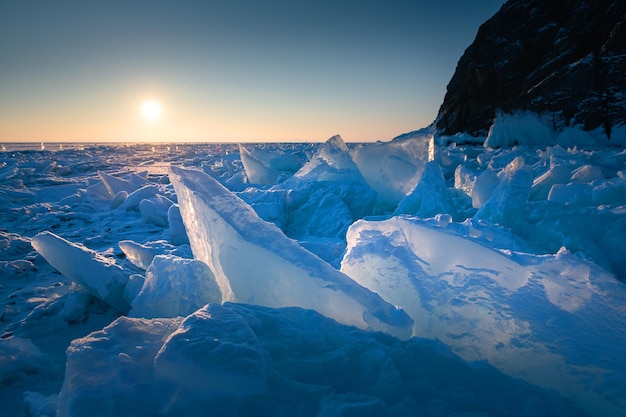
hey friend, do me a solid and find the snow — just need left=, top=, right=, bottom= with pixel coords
left=443, top=110, right=626, bottom=149
left=1, top=133, right=626, bottom=416
left=555, top=127, right=598, bottom=147
left=484, top=111, right=555, bottom=148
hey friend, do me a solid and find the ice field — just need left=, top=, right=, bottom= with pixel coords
left=1, top=121, right=626, bottom=416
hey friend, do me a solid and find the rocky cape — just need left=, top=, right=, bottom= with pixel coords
left=436, top=0, right=626, bottom=142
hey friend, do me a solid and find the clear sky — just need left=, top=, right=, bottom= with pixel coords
left=0, top=0, right=506, bottom=143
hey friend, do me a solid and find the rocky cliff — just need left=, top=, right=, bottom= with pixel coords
left=436, top=0, right=626, bottom=140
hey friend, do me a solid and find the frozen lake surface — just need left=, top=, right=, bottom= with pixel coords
left=1, top=129, right=626, bottom=416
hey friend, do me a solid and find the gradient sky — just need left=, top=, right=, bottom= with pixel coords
left=0, top=0, right=506, bottom=143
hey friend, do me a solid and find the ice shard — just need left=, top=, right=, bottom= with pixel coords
left=169, top=165, right=413, bottom=339
left=31, top=231, right=130, bottom=313
left=341, top=216, right=626, bottom=416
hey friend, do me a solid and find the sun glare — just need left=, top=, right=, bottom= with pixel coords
left=141, top=100, right=162, bottom=121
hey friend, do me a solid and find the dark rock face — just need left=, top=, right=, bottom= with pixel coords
left=436, top=0, right=626, bottom=139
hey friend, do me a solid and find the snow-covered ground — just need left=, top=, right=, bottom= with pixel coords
left=1, top=124, right=626, bottom=416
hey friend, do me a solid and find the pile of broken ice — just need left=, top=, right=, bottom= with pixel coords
left=27, top=128, right=626, bottom=416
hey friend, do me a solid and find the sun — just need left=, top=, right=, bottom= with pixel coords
left=141, top=100, right=162, bottom=121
